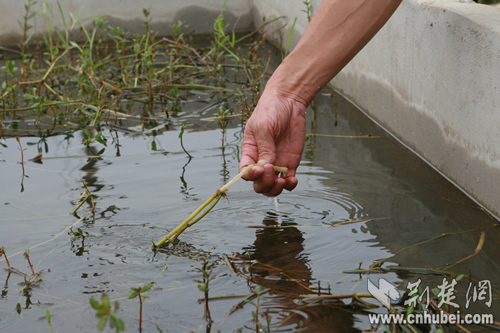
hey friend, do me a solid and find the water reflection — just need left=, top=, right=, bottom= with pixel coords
left=233, top=212, right=361, bottom=333
left=307, top=91, right=500, bottom=314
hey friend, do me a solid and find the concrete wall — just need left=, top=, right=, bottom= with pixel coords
left=253, top=0, right=500, bottom=218
left=0, top=0, right=253, bottom=45
left=1, top=0, right=499, bottom=217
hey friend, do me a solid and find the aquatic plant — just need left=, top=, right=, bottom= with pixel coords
left=129, top=283, right=152, bottom=331
left=90, top=293, right=125, bottom=333
left=71, top=179, right=95, bottom=215
left=153, top=163, right=287, bottom=247
left=178, top=121, right=192, bottom=158
left=38, top=303, right=54, bottom=333
left=194, top=259, right=217, bottom=323
left=245, top=285, right=272, bottom=333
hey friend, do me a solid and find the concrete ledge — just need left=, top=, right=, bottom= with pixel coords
left=254, top=0, right=500, bottom=217
left=0, top=0, right=253, bottom=45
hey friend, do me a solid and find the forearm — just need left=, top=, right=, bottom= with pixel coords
left=266, top=0, right=401, bottom=105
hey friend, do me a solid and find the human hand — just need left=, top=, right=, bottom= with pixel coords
left=239, top=91, right=307, bottom=196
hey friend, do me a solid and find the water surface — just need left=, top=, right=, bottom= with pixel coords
left=1, top=71, right=499, bottom=333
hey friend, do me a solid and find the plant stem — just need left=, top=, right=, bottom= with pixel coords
left=0, top=247, right=11, bottom=269
left=16, top=137, right=26, bottom=192
left=24, top=250, right=36, bottom=276
left=443, top=231, right=485, bottom=270
left=139, top=293, right=143, bottom=330
left=153, top=163, right=287, bottom=247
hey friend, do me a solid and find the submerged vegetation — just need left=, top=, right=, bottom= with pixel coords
left=1, top=1, right=500, bottom=332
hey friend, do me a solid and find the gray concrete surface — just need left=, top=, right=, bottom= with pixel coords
left=0, top=0, right=253, bottom=45
left=1, top=0, right=499, bottom=217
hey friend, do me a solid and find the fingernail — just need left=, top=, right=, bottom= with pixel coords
left=257, top=159, right=267, bottom=165
left=265, top=166, right=273, bottom=177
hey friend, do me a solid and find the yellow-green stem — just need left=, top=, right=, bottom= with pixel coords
left=154, top=163, right=287, bottom=247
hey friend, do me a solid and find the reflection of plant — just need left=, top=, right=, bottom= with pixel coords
left=178, top=122, right=192, bottom=158
left=90, top=294, right=125, bottom=332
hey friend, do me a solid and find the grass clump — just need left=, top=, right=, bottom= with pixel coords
left=1, top=1, right=274, bottom=158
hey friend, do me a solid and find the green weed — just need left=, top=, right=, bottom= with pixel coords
left=90, top=293, right=125, bottom=332
left=129, top=283, right=153, bottom=331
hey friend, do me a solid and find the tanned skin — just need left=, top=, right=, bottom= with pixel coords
left=239, top=0, right=402, bottom=196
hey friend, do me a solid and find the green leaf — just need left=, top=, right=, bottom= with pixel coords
left=141, top=284, right=152, bottom=292
left=97, top=317, right=108, bottom=331
left=115, top=318, right=125, bottom=331
left=255, top=285, right=263, bottom=294
left=245, top=300, right=256, bottom=307
left=129, top=291, right=138, bottom=299
left=95, top=131, right=107, bottom=146
left=44, top=308, right=51, bottom=324
left=6, top=60, right=15, bottom=74
left=89, top=297, right=100, bottom=309
left=83, top=128, right=92, bottom=139
left=101, top=294, right=110, bottom=309
left=197, top=283, right=208, bottom=292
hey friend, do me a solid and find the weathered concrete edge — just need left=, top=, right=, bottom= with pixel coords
left=252, top=0, right=500, bottom=218
left=0, top=0, right=254, bottom=46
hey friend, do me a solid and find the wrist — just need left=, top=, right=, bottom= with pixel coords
left=264, top=51, right=327, bottom=107
left=262, top=72, right=312, bottom=109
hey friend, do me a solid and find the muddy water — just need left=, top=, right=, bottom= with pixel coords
left=1, top=87, right=499, bottom=332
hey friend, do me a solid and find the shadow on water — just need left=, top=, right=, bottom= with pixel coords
left=232, top=212, right=362, bottom=332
